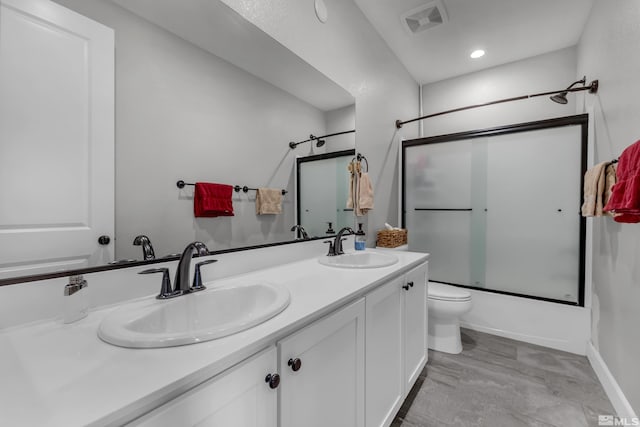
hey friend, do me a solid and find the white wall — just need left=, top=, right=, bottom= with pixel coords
left=53, top=0, right=329, bottom=260
left=420, top=47, right=578, bottom=137
left=219, top=0, right=420, bottom=245
left=577, top=0, right=640, bottom=414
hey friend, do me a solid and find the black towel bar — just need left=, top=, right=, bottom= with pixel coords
left=176, top=180, right=287, bottom=195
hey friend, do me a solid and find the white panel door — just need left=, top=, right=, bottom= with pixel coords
left=403, top=263, right=428, bottom=390
left=128, top=346, right=278, bottom=427
left=279, top=298, right=365, bottom=427
left=365, top=277, right=404, bottom=427
left=0, top=0, right=114, bottom=278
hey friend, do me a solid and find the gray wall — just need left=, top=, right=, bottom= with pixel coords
left=53, top=0, right=330, bottom=260
left=578, top=0, right=640, bottom=413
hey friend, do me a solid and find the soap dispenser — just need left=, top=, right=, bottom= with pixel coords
left=355, top=223, right=366, bottom=251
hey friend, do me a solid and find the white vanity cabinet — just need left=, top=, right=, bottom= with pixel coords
left=278, top=298, right=365, bottom=427
left=128, top=347, right=278, bottom=427
left=365, top=262, right=428, bottom=427
left=403, top=263, right=428, bottom=390
left=365, top=276, right=404, bottom=427
left=123, top=260, right=426, bottom=427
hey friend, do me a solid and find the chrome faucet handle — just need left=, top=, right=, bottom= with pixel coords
left=139, top=268, right=179, bottom=300
left=323, top=240, right=336, bottom=256
left=191, top=259, right=218, bottom=292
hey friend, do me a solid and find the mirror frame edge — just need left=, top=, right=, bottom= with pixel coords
left=0, top=236, right=331, bottom=287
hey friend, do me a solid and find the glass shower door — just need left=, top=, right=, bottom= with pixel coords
left=484, top=125, right=582, bottom=302
left=404, top=139, right=477, bottom=286
left=403, top=118, right=585, bottom=305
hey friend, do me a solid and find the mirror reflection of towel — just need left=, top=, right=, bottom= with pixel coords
left=256, top=188, right=282, bottom=215
left=194, top=182, right=234, bottom=217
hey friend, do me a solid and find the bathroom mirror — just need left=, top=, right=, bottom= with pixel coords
left=0, top=0, right=355, bottom=284
left=296, top=149, right=356, bottom=239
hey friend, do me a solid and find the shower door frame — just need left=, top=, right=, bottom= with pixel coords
left=296, top=149, right=356, bottom=238
left=401, top=114, right=588, bottom=307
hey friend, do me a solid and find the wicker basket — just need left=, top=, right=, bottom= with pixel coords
left=376, top=229, right=407, bottom=248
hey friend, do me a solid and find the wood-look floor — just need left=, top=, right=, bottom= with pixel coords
left=392, top=329, right=614, bottom=427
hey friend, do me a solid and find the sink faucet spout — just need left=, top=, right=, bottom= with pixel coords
left=174, top=242, right=210, bottom=294
left=333, top=227, right=354, bottom=256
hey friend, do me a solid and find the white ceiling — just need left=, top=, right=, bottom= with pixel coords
left=109, top=0, right=354, bottom=112
left=354, top=0, right=595, bottom=84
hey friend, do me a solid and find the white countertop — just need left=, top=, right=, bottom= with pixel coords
left=0, top=250, right=427, bottom=427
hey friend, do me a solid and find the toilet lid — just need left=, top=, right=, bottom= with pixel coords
left=428, top=282, right=471, bottom=301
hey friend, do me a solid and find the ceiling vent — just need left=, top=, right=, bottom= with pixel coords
left=401, top=1, right=448, bottom=34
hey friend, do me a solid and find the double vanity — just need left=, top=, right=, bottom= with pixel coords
left=0, top=247, right=428, bottom=427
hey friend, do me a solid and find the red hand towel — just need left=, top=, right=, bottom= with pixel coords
left=603, top=139, right=640, bottom=223
left=194, top=182, right=234, bottom=217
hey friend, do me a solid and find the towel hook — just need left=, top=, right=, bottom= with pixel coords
left=355, top=153, right=368, bottom=172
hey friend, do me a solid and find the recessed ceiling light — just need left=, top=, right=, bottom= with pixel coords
left=470, top=49, right=485, bottom=59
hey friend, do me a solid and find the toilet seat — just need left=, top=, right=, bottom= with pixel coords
left=428, top=282, right=471, bottom=302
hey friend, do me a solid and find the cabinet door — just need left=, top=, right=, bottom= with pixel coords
left=403, top=262, right=428, bottom=390
left=365, top=277, right=404, bottom=427
left=129, top=347, right=278, bottom=427
left=279, top=298, right=365, bottom=427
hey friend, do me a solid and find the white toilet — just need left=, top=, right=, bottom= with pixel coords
left=427, top=282, right=473, bottom=354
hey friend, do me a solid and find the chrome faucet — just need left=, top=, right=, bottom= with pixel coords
left=324, top=227, right=354, bottom=256
left=133, top=235, right=156, bottom=260
left=290, top=225, right=310, bottom=240
left=174, top=242, right=210, bottom=295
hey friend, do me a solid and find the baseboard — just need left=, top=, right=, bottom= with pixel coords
left=586, top=342, right=638, bottom=419
left=460, top=321, right=587, bottom=355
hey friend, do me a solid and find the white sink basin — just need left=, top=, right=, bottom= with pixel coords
left=318, top=252, right=399, bottom=269
left=98, top=282, right=290, bottom=348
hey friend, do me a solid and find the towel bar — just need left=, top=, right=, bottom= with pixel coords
left=176, top=180, right=287, bottom=195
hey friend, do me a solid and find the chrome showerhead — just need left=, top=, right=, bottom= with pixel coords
left=315, top=139, right=325, bottom=148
